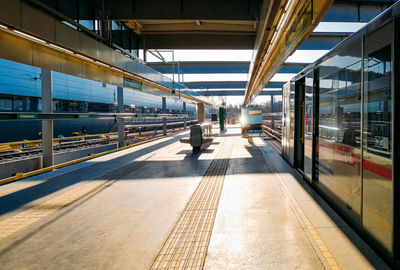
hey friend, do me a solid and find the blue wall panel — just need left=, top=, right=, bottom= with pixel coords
left=0, top=59, right=41, bottom=97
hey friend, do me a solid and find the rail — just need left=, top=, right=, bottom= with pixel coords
left=262, top=119, right=282, bottom=143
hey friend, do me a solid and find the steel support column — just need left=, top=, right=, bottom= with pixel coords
left=163, top=118, right=167, bottom=135
left=270, top=95, right=274, bottom=113
left=117, top=86, right=125, bottom=148
left=162, top=97, right=166, bottom=113
left=183, top=102, right=187, bottom=130
left=41, top=69, right=53, bottom=168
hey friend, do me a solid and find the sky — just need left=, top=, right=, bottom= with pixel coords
left=142, top=22, right=368, bottom=107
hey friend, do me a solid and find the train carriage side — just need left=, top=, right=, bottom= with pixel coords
left=282, top=2, right=400, bottom=264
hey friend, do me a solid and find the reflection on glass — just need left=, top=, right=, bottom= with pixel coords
left=317, top=40, right=362, bottom=225
left=363, top=32, right=393, bottom=253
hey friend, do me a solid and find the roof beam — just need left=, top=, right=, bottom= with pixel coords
left=148, top=61, right=307, bottom=74
left=142, top=32, right=347, bottom=50
left=323, top=1, right=394, bottom=22
left=186, top=81, right=285, bottom=89
left=104, top=0, right=261, bottom=20
left=143, top=34, right=255, bottom=49
left=195, top=90, right=282, bottom=96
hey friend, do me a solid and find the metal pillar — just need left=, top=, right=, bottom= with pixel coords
left=163, top=117, right=167, bottom=135
left=162, top=97, right=166, bottom=113
left=183, top=102, right=187, bottom=130
left=117, top=86, right=125, bottom=148
left=41, top=69, right=53, bottom=167
left=162, top=97, right=167, bottom=135
left=197, top=103, right=204, bottom=123
left=270, top=95, right=274, bottom=113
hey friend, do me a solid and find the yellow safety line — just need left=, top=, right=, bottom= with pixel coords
left=0, top=132, right=180, bottom=187
left=150, top=138, right=233, bottom=270
left=260, top=147, right=342, bottom=270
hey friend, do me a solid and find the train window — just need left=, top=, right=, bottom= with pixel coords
left=340, top=61, right=362, bottom=147
left=365, top=46, right=392, bottom=158
left=0, top=95, right=12, bottom=111
left=54, top=99, right=88, bottom=113
left=362, top=22, right=393, bottom=254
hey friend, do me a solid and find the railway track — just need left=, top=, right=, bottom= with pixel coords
left=262, top=120, right=282, bottom=154
left=0, top=122, right=196, bottom=163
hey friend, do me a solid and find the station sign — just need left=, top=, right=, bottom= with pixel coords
left=17, top=114, right=37, bottom=119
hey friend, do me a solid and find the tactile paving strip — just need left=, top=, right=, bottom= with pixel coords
left=0, top=157, right=152, bottom=240
left=150, top=138, right=233, bottom=270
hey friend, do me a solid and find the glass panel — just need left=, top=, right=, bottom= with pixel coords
left=79, top=20, right=94, bottom=30
left=304, top=73, right=313, bottom=180
left=317, top=40, right=362, bottom=224
left=362, top=22, right=393, bottom=253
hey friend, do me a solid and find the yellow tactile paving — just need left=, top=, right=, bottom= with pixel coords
left=0, top=180, right=107, bottom=240
left=150, top=138, right=233, bottom=270
left=260, top=147, right=342, bottom=270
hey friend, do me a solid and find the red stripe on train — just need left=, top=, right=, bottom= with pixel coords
left=363, top=160, right=392, bottom=181
left=316, top=139, right=392, bottom=181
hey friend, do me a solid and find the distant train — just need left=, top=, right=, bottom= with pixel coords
left=282, top=1, right=399, bottom=263
left=0, top=59, right=200, bottom=142
left=240, top=108, right=263, bottom=134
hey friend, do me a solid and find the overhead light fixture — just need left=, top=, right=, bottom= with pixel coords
left=270, top=31, right=278, bottom=46
left=284, top=0, right=293, bottom=12
left=276, top=13, right=289, bottom=31
left=75, top=53, right=94, bottom=62
left=0, top=24, right=8, bottom=29
left=49, top=43, right=73, bottom=54
left=13, top=30, right=46, bottom=43
left=95, top=61, right=110, bottom=68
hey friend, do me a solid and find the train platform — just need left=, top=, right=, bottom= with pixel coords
left=0, top=125, right=390, bottom=270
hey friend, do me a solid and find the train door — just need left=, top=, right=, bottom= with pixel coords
left=294, top=77, right=305, bottom=171
left=304, top=72, right=314, bottom=182
left=362, top=22, right=393, bottom=254
left=288, top=82, right=296, bottom=166
left=282, top=82, right=291, bottom=161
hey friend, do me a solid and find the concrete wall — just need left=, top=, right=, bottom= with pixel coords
left=0, top=144, right=117, bottom=179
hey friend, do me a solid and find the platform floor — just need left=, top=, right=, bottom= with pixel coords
left=0, top=125, right=390, bottom=269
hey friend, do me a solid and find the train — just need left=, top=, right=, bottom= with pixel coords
left=281, top=1, right=400, bottom=263
left=240, top=108, right=263, bottom=134
left=0, top=58, right=201, bottom=143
